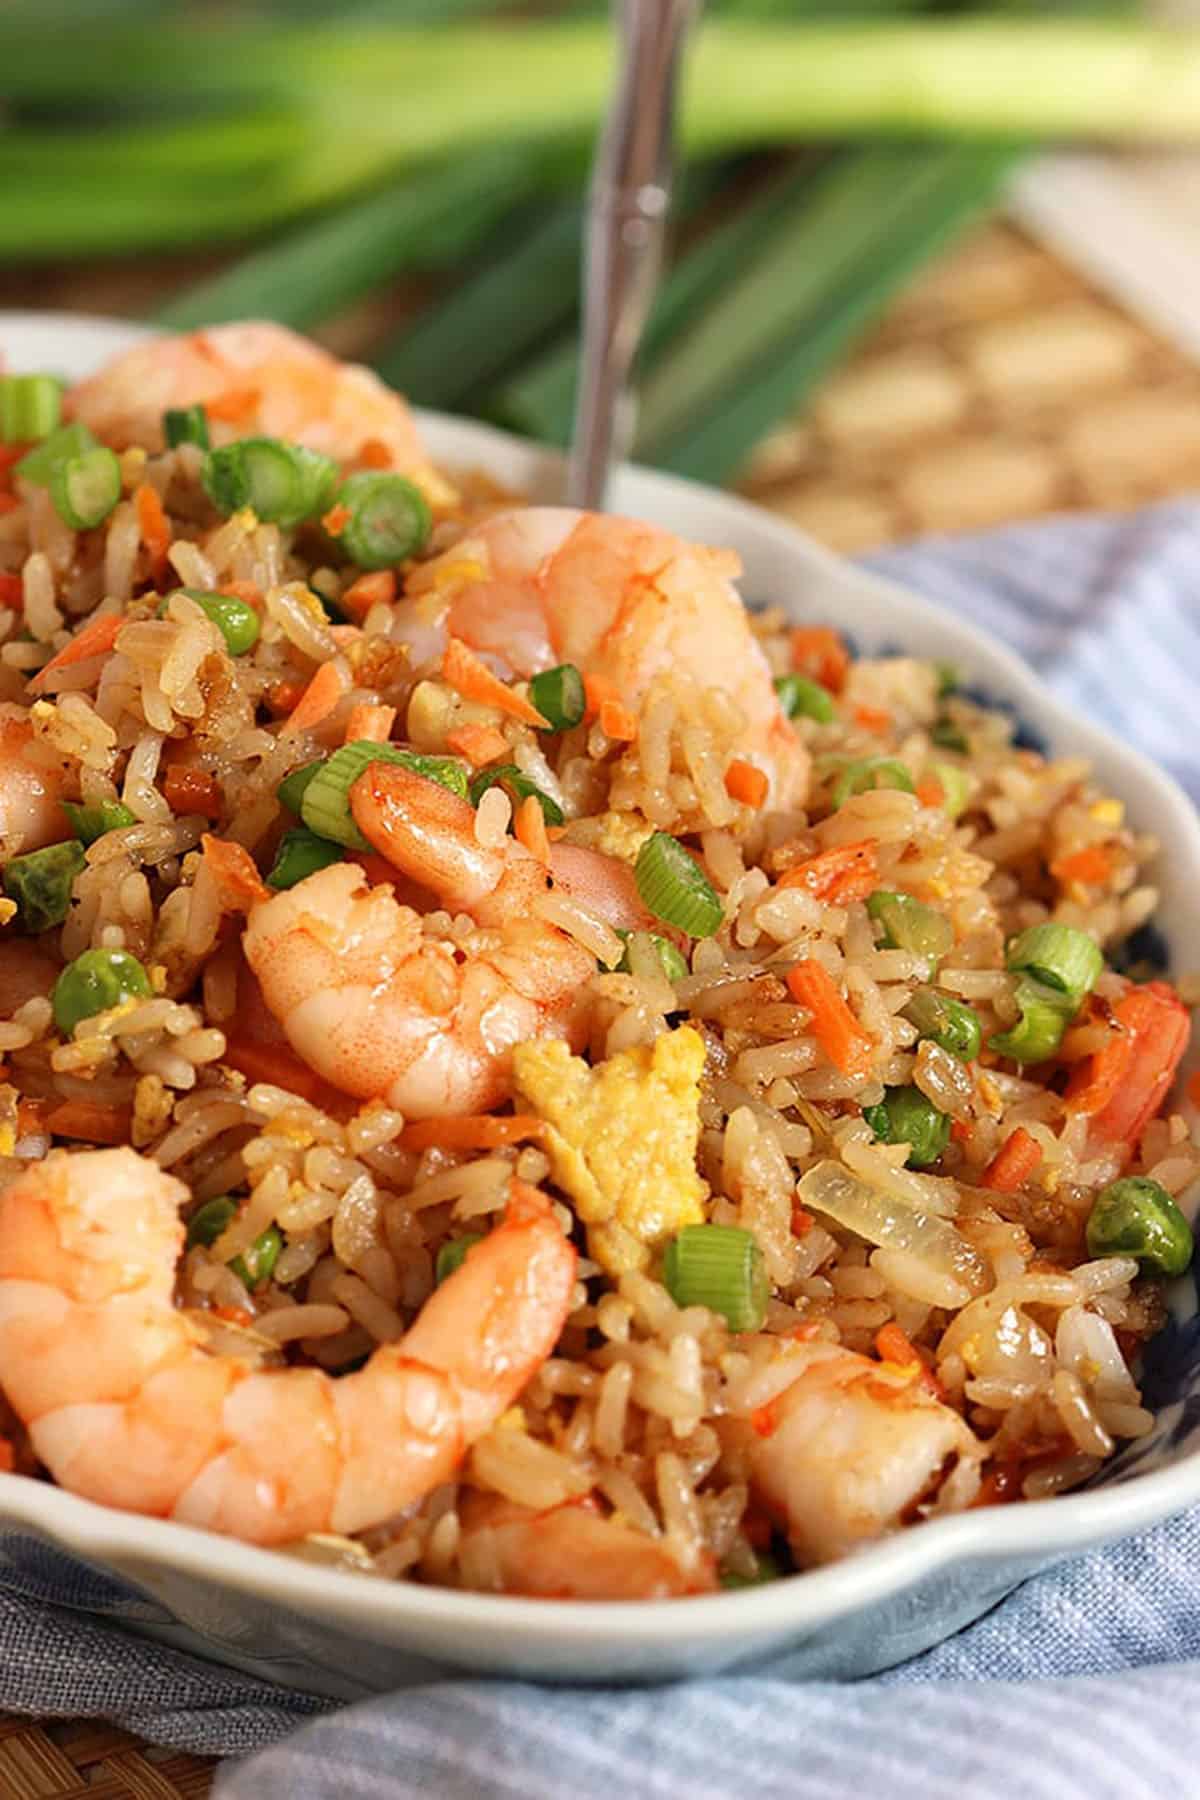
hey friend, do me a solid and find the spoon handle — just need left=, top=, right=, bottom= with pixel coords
left=566, top=0, right=697, bottom=512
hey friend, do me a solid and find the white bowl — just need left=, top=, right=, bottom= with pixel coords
left=2, top=312, right=1199, bottom=1699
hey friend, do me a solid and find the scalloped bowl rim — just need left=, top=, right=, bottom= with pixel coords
left=0, top=311, right=1197, bottom=1664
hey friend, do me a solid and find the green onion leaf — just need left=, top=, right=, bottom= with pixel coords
left=51, top=946, right=151, bottom=1035
left=266, top=827, right=344, bottom=890
left=775, top=673, right=835, bottom=724
left=931, top=717, right=969, bottom=753
left=934, top=661, right=959, bottom=698
left=721, top=1551, right=783, bottom=1590
left=435, top=1232, right=486, bottom=1285
left=60, top=799, right=137, bottom=846
left=14, top=421, right=97, bottom=486
left=163, top=405, right=210, bottom=451
left=902, top=987, right=981, bottom=1063
left=1006, top=922, right=1103, bottom=1005
left=634, top=833, right=724, bottom=939
left=185, top=1196, right=281, bottom=1291
left=203, top=438, right=338, bottom=528
left=1086, top=1176, right=1193, bottom=1279
left=989, top=975, right=1074, bottom=1065
left=615, top=928, right=689, bottom=986
left=528, top=663, right=585, bottom=732
left=177, top=588, right=260, bottom=656
left=3, top=839, right=85, bottom=932
left=830, top=758, right=913, bottom=807
left=48, top=447, right=121, bottom=530
left=862, top=1084, right=950, bottom=1168
left=0, top=374, right=61, bottom=444
left=301, top=740, right=468, bottom=849
left=277, top=759, right=325, bottom=817
left=930, top=761, right=972, bottom=821
left=662, top=1224, right=768, bottom=1332
left=468, top=764, right=563, bottom=827
left=328, top=471, right=432, bottom=570
left=866, top=890, right=954, bottom=962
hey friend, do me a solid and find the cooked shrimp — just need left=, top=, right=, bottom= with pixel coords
left=741, top=1340, right=980, bottom=1565
left=0, top=1151, right=575, bottom=1544
left=404, top=508, right=809, bottom=808
left=67, top=323, right=451, bottom=504
left=244, top=762, right=651, bottom=1114
left=457, top=1493, right=716, bottom=1599
left=0, top=704, right=69, bottom=859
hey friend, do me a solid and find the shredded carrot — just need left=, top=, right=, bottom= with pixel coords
left=0, top=572, right=22, bottom=608
left=341, top=570, right=396, bottom=618
left=212, top=1305, right=255, bottom=1328
left=206, top=387, right=260, bottom=425
left=134, top=481, right=171, bottom=569
left=344, top=703, right=396, bottom=746
left=790, top=1205, right=814, bottom=1237
left=442, top=636, right=549, bottom=728
left=854, top=704, right=891, bottom=734
left=583, top=671, right=620, bottom=723
left=201, top=833, right=270, bottom=910
left=322, top=502, right=352, bottom=536
left=950, top=1118, right=973, bottom=1144
left=282, top=659, right=350, bottom=736
left=445, top=723, right=510, bottom=768
left=1051, top=844, right=1114, bottom=887
left=785, top=958, right=874, bottom=1078
left=980, top=1126, right=1043, bottom=1193
left=221, top=578, right=262, bottom=610
left=27, top=611, right=123, bottom=696
left=778, top=839, right=877, bottom=906
left=788, top=1321, right=822, bottom=1342
left=750, top=1401, right=778, bottom=1439
left=265, top=678, right=306, bottom=718
left=398, top=1115, right=544, bottom=1152
left=874, top=1322, right=944, bottom=1398
left=915, top=777, right=946, bottom=809
left=356, top=438, right=393, bottom=470
left=0, top=443, right=28, bottom=479
left=222, top=1038, right=328, bottom=1104
left=790, top=625, right=850, bottom=693
left=598, top=697, right=637, bottom=742
left=44, top=1099, right=132, bottom=1145
left=514, top=792, right=551, bottom=865
left=163, top=764, right=222, bottom=819
left=724, top=758, right=768, bottom=809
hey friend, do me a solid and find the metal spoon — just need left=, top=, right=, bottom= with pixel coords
left=566, top=0, right=698, bottom=512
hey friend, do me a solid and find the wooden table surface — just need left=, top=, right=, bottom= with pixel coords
left=1, top=212, right=1198, bottom=1799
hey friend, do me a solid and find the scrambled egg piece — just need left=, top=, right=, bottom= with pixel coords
left=560, top=809, right=655, bottom=865
left=512, top=1026, right=707, bottom=1275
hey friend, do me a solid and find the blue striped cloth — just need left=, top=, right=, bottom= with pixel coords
left=3, top=503, right=1199, bottom=1797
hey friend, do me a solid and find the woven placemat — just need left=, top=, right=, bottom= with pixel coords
left=0, top=213, right=1196, bottom=1799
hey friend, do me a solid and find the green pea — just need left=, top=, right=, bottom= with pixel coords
left=186, top=1196, right=283, bottom=1290
left=179, top=589, right=260, bottom=656
left=902, top=986, right=982, bottom=1062
left=51, top=947, right=152, bottom=1034
left=1085, top=1177, right=1194, bottom=1279
left=3, top=839, right=85, bottom=932
left=863, top=1085, right=951, bottom=1168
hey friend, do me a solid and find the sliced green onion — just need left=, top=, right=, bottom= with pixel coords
left=186, top=1196, right=282, bottom=1291
left=1086, top=1176, right=1193, bottom=1279
left=662, top=1224, right=768, bottom=1332
left=989, top=975, right=1073, bottom=1065
left=931, top=717, right=968, bottom=753
left=721, top=1551, right=784, bottom=1590
left=301, top=741, right=468, bottom=850
left=775, top=673, right=835, bottom=724
left=435, top=1232, right=486, bottom=1285
left=277, top=759, right=324, bottom=816
left=866, top=890, right=954, bottom=962
left=14, top=421, right=97, bottom=486
left=0, top=374, right=61, bottom=444
left=863, top=1085, right=951, bottom=1168
left=60, top=798, right=137, bottom=846
left=52, top=946, right=151, bottom=1035
left=831, top=757, right=914, bottom=807
left=48, top=447, right=121, bottom=530
left=468, top=764, right=563, bottom=827
left=930, top=761, right=972, bottom=821
left=3, top=839, right=85, bottom=932
left=203, top=438, right=338, bottom=528
left=177, top=588, right=260, bottom=656
left=328, top=471, right=431, bottom=569
left=267, top=827, right=344, bottom=890
left=163, top=405, right=210, bottom=450
left=615, top=927, right=689, bottom=986
left=934, top=661, right=959, bottom=698
left=902, top=986, right=981, bottom=1062
left=528, top=662, right=585, bottom=732
left=1006, top=922, right=1103, bottom=1005
left=634, top=832, right=724, bottom=939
